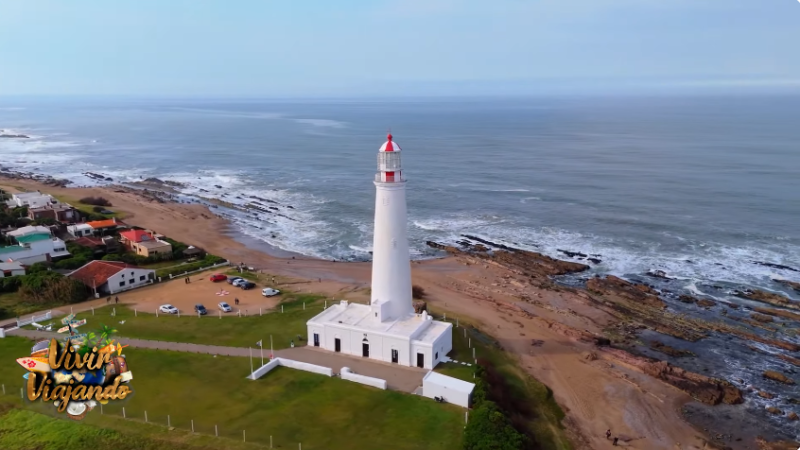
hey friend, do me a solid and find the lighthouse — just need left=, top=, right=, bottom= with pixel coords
left=306, top=133, right=452, bottom=370
left=370, top=133, right=414, bottom=322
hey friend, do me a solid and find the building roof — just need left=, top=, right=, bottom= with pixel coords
left=183, top=246, right=204, bottom=255
left=308, top=301, right=435, bottom=338
left=119, top=229, right=152, bottom=243
left=422, top=371, right=475, bottom=394
left=0, top=262, right=24, bottom=271
left=138, top=240, right=171, bottom=249
left=15, top=233, right=52, bottom=244
left=73, top=237, right=104, bottom=248
left=379, top=133, right=401, bottom=152
left=68, top=260, right=150, bottom=287
left=86, top=219, right=119, bottom=229
left=68, top=224, right=93, bottom=231
left=7, top=226, right=51, bottom=237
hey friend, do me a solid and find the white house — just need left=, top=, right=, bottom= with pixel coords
left=9, top=192, right=60, bottom=209
left=421, top=371, right=475, bottom=408
left=306, top=134, right=453, bottom=370
left=7, top=226, right=52, bottom=238
left=67, top=224, right=94, bottom=238
left=68, top=260, right=155, bottom=295
left=0, top=261, right=26, bottom=278
left=0, top=232, right=70, bottom=265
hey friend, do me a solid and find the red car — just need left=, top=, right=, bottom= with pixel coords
left=209, top=274, right=227, bottom=282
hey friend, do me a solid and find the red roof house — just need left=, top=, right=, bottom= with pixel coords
left=68, top=260, right=155, bottom=295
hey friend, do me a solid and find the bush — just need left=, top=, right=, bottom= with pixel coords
left=79, top=196, right=112, bottom=207
left=463, top=401, right=528, bottom=450
left=155, top=254, right=226, bottom=278
left=19, top=272, right=88, bottom=305
left=54, top=256, right=89, bottom=270
left=412, top=285, right=426, bottom=299
left=92, top=205, right=104, bottom=212
left=27, top=262, right=50, bottom=275
left=1, top=276, right=22, bottom=293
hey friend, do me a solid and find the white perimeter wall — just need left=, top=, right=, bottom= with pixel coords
left=423, top=375, right=473, bottom=408
left=341, top=367, right=387, bottom=390
left=247, top=357, right=333, bottom=380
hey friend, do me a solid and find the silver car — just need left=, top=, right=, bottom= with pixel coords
left=218, top=301, right=232, bottom=312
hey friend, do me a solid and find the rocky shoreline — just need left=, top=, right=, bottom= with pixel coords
left=425, top=237, right=800, bottom=447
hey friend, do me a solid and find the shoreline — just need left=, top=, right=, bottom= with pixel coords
left=2, top=175, right=798, bottom=449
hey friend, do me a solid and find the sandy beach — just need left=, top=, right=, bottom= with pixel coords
left=0, top=177, right=763, bottom=450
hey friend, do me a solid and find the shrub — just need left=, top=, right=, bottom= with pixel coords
left=1, top=276, right=22, bottom=293
left=27, top=262, right=50, bottom=275
left=79, top=196, right=112, bottom=207
left=463, top=401, right=528, bottom=450
left=19, top=272, right=88, bottom=305
left=92, top=205, right=104, bottom=212
left=412, top=285, right=426, bottom=299
left=155, top=254, right=226, bottom=278
left=54, top=256, right=88, bottom=270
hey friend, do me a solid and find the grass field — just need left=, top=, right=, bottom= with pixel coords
left=0, top=291, right=67, bottom=321
left=59, top=294, right=327, bottom=348
left=0, top=337, right=464, bottom=450
left=51, top=194, right=125, bottom=219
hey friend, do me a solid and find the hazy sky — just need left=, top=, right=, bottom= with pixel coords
left=1, top=0, right=799, bottom=96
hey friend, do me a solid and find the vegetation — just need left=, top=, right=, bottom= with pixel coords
left=0, top=337, right=464, bottom=450
left=51, top=194, right=122, bottom=220
left=0, top=206, right=29, bottom=228
left=412, top=284, right=426, bottom=299
left=464, top=401, right=527, bottom=450
left=154, top=254, right=226, bottom=278
left=0, top=271, right=88, bottom=320
left=77, top=294, right=324, bottom=348
left=79, top=196, right=112, bottom=207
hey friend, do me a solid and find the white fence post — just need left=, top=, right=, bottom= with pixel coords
left=465, top=411, right=468, bottom=424
left=100, top=403, right=103, bottom=414
left=270, top=436, right=273, bottom=448
left=281, top=305, right=284, bottom=313
left=145, top=410, right=148, bottom=422
left=156, top=309, right=159, bottom=318
left=303, top=302, right=305, bottom=310
left=135, top=309, right=137, bottom=317
left=122, top=407, right=126, bottom=418
left=1, top=384, right=4, bottom=395
left=243, top=430, right=246, bottom=442
left=191, top=419, right=194, bottom=432
left=215, top=425, right=218, bottom=437
left=177, top=310, right=180, bottom=318
left=219, top=311, right=221, bottom=319
left=168, top=415, right=171, bottom=427
left=260, top=308, right=262, bottom=316
left=92, top=308, right=95, bottom=315
left=20, top=388, right=23, bottom=399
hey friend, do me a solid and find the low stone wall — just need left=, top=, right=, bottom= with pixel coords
left=247, top=357, right=333, bottom=380
left=340, top=367, right=387, bottom=390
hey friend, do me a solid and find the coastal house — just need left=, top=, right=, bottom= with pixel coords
left=8, top=191, right=61, bottom=209
left=68, top=260, right=155, bottom=295
left=7, top=226, right=52, bottom=238
left=182, top=246, right=205, bottom=258
left=27, top=203, right=77, bottom=223
left=67, top=223, right=94, bottom=238
left=119, top=229, right=172, bottom=258
left=0, top=232, right=70, bottom=265
left=0, top=261, right=26, bottom=278
left=85, top=218, right=124, bottom=235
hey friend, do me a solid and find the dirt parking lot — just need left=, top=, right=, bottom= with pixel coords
left=111, top=270, right=283, bottom=314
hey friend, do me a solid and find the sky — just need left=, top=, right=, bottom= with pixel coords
left=0, top=0, right=799, bottom=97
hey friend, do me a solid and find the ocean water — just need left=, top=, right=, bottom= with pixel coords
left=2, top=96, right=799, bottom=439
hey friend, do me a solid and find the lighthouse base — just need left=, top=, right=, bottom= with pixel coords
left=307, top=300, right=452, bottom=370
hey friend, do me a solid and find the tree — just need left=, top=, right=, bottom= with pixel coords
left=463, top=401, right=528, bottom=450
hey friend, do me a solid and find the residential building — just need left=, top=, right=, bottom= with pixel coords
left=85, top=218, right=123, bottom=235
left=27, top=203, right=77, bottom=223
left=119, top=229, right=172, bottom=258
left=67, top=224, right=94, bottom=238
left=182, top=246, right=205, bottom=258
left=7, top=226, right=52, bottom=238
left=0, top=232, right=70, bottom=265
left=9, top=192, right=60, bottom=209
left=0, top=261, right=26, bottom=278
left=68, top=260, right=155, bottom=295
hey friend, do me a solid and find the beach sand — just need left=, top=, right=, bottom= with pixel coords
left=0, top=178, right=712, bottom=450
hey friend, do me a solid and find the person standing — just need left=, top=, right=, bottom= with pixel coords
left=612, top=437, right=618, bottom=446
left=606, top=430, right=611, bottom=440
left=115, top=296, right=119, bottom=304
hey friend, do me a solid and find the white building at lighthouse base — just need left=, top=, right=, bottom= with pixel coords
left=306, top=300, right=452, bottom=370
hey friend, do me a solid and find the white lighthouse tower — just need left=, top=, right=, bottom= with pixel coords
left=370, top=133, right=414, bottom=322
left=306, top=133, right=452, bottom=370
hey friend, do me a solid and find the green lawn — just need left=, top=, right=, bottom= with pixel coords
left=0, top=291, right=68, bottom=321
left=141, top=259, right=190, bottom=270
left=51, top=194, right=124, bottom=219
left=0, top=337, right=464, bottom=450
left=69, top=294, right=325, bottom=349
left=430, top=309, right=572, bottom=450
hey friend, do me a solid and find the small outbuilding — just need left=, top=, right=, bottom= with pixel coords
left=421, top=370, right=475, bottom=408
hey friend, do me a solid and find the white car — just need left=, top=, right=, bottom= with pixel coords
left=218, top=301, right=232, bottom=312
left=262, top=288, right=281, bottom=297
left=232, top=278, right=247, bottom=287
left=159, top=304, right=178, bottom=314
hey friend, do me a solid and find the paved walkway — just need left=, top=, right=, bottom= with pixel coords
left=8, top=329, right=426, bottom=392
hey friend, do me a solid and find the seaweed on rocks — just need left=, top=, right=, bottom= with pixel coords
left=733, top=289, right=800, bottom=310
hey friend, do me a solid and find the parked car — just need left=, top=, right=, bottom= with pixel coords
left=232, top=278, right=247, bottom=287
left=159, top=304, right=178, bottom=314
left=218, top=302, right=232, bottom=312
left=262, top=288, right=281, bottom=297
left=227, top=276, right=243, bottom=285
left=240, top=281, right=256, bottom=290
left=194, top=304, right=207, bottom=315
left=209, top=274, right=227, bottom=282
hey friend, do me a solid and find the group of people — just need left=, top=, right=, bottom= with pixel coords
left=106, top=296, right=119, bottom=304
left=184, top=276, right=191, bottom=284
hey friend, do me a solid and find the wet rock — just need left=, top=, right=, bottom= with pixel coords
left=733, top=289, right=800, bottom=310
left=0, top=132, right=30, bottom=138
left=697, top=299, right=717, bottom=308
left=773, top=278, right=800, bottom=292
left=754, top=261, right=799, bottom=272
left=766, top=406, right=783, bottom=415
left=586, top=275, right=666, bottom=309
left=650, top=340, right=695, bottom=357
left=679, top=295, right=697, bottom=304
left=645, top=270, right=674, bottom=280
left=214, top=185, right=222, bottom=189
left=788, top=412, right=798, bottom=421
left=763, top=371, right=795, bottom=385
left=754, top=307, right=800, bottom=322
left=754, top=436, right=800, bottom=450
left=778, top=354, right=800, bottom=368
left=583, top=351, right=598, bottom=361
left=750, top=313, right=774, bottom=323
left=558, top=249, right=588, bottom=258
left=724, top=302, right=740, bottom=309
left=587, top=257, right=602, bottom=264
left=758, top=391, right=775, bottom=399
left=462, top=234, right=518, bottom=251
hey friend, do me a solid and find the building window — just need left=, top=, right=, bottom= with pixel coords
left=121, top=274, right=124, bottom=278
left=128, top=279, right=135, bottom=285
left=139, top=275, right=145, bottom=281
left=130, top=271, right=134, bottom=276
left=119, top=281, right=125, bottom=287
left=435, top=352, right=438, bottom=360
